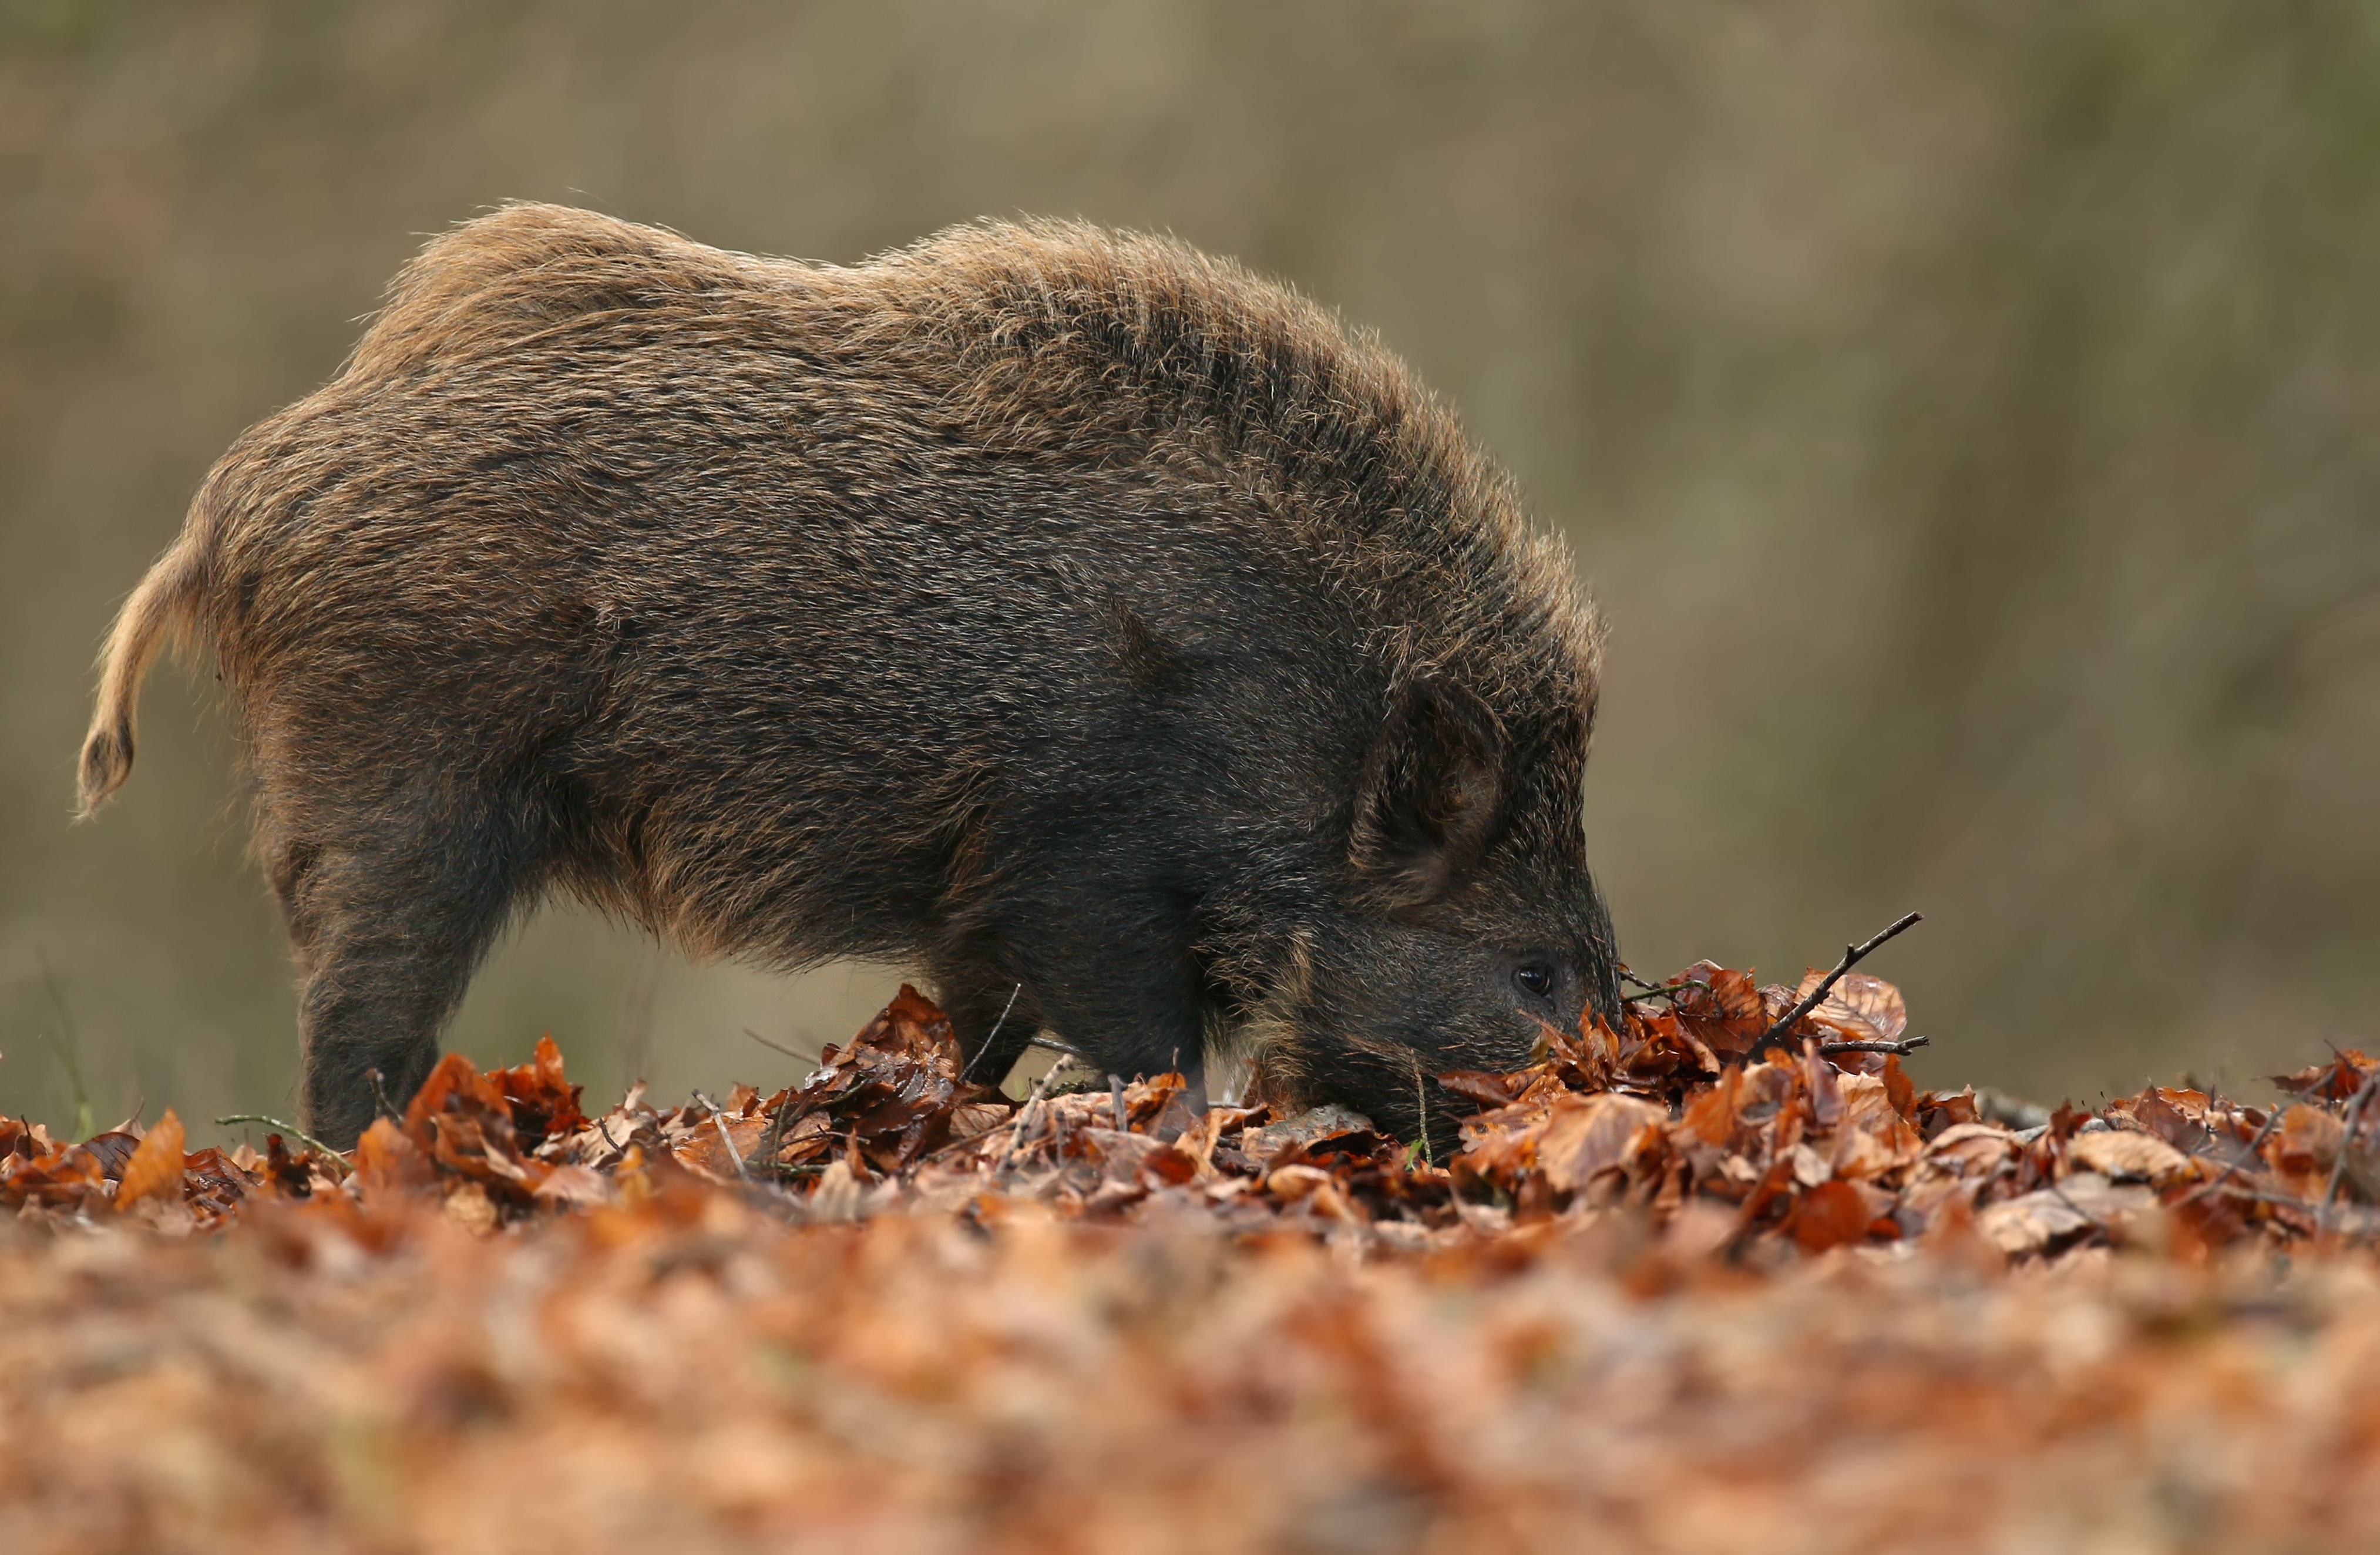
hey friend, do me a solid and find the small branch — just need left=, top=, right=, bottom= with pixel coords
left=997, top=1054, right=1069, bottom=1174
left=33, top=946, right=95, bottom=1144
left=365, top=1068, right=399, bottom=1121
left=1816, top=1035, right=1932, bottom=1057
left=1109, top=1074, right=1129, bottom=1134
left=1621, top=968, right=1696, bottom=1003
left=216, top=1114, right=349, bottom=1171
left=917, top=1120, right=1015, bottom=1165
left=1747, top=912, right=1924, bottom=1060
left=1412, top=1054, right=1434, bottom=1168
left=754, top=1087, right=794, bottom=1181
left=742, top=1027, right=811, bottom=1063
left=959, top=983, right=1026, bottom=1084
left=2179, top=1105, right=2287, bottom=1207
left=690, top=1090, right=752, bottom=1184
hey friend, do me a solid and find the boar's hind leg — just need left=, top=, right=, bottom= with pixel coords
left=268, top=788, right=544, bottom=1149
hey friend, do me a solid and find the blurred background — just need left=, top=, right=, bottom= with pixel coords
left=4, top=0, right=2376, bottom=1139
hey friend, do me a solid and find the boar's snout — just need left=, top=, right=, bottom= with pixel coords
left=1293, top=873, right=1622, bottom=1144
left=1270, top=666, right=1623, bottom=1142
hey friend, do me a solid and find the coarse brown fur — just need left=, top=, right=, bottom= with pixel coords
left=80, top=203, right=1621, bottom=1147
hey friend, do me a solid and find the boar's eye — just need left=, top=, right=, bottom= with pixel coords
left=1512, top=963, right=1555, bottom=999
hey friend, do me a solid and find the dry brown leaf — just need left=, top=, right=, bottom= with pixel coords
left=2271, top=1104, right=2346, bottom=1194
left=1794, top=970, right=1908, bottom=1044
left=531, top=1163, right=612, bottom=1205
left=1535, top=1093, right=1666, bottom=1192
left=1668, top=961, right=1770, bottom=1058
left=1976, top=1187, right=2096, bottom=1254
left=1831, top=1116, right=1919, bottom=1180
left=2271, top=1051, right=2377, bottom=1103
left=1833, top=1072, right=1890, bottom=1130
left=2051, top=1173, right=2159, bottom=1223
left=2068, top=1128, right=2194, bottom=1185
left=1679, top=1065, right=1744, bottom=1146
left=113, top=1108, right=185, bottom=1209
left=443, top=1179, right=499, bottom=1234
left=1925, top=1123, right=2017, bottom=1177
left=1785, top=1178, right=1874, bottom=1252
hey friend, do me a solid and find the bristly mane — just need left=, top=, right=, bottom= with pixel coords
left=349, top=205, right=1600, bottom=714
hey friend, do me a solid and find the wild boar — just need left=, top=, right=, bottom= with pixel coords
left=79, top=203, right=1622, bottom=1148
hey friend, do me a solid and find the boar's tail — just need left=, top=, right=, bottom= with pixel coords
left=78, top=509, right=214, bottom=818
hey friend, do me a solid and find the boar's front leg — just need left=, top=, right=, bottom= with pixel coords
left=990, top=884, right=1212, bottom=1111
left=930, top=955, right=1044, bottom=1089
left=265, top=781, right=543, bottom=1148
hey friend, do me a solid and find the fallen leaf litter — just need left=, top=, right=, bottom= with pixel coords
left=5, top=965, right=2380, bottom=1551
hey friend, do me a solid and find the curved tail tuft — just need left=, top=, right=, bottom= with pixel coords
left=77, top=531, right=206, bottom=818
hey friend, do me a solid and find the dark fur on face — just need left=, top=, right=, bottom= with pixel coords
left=79, top=204, right=1620, bottom=1147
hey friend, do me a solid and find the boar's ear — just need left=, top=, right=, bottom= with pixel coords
left=1351, top=671, right=1505, bottom=910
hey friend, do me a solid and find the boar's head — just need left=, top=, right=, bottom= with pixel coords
left=1254, top=669, right=1621, bottom=1146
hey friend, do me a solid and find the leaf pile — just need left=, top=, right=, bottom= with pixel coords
left=5, top=964, right=2380, bottom=1551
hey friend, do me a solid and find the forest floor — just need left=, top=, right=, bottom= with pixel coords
left=3, top=960, right=2378, bottom=1553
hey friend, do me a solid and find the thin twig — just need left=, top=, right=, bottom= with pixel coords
left=997, top=1055, right=1069, bottom=1174
left=1412, top=1054, right=1434, bottom=1168
left=959, top=984, right=1026, bottom=1084
left=33, top=947, right=95, bottom=1143
left=1816, top=1035, right=1932, bottom=1057
left=742, top=1027, right=811, bottom=1063
left=753, top=1087, right=795, bottom=1181
left=365, top=1069, right=398, bottom=1121
left=1747, top=912, right=1924, bottom=1060
left=216, top=1114, right=347, bottom=1165
left=917, top=1120, right=1016, bottom=1165
left=2321, top=1066, right=2380, bottom=1215
left=1110, top=1074, right=1130, bottom=1134
left=2180, top=1106, right=2287, bottom=1206
left=691, top=1090, right=752, bottom=1184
